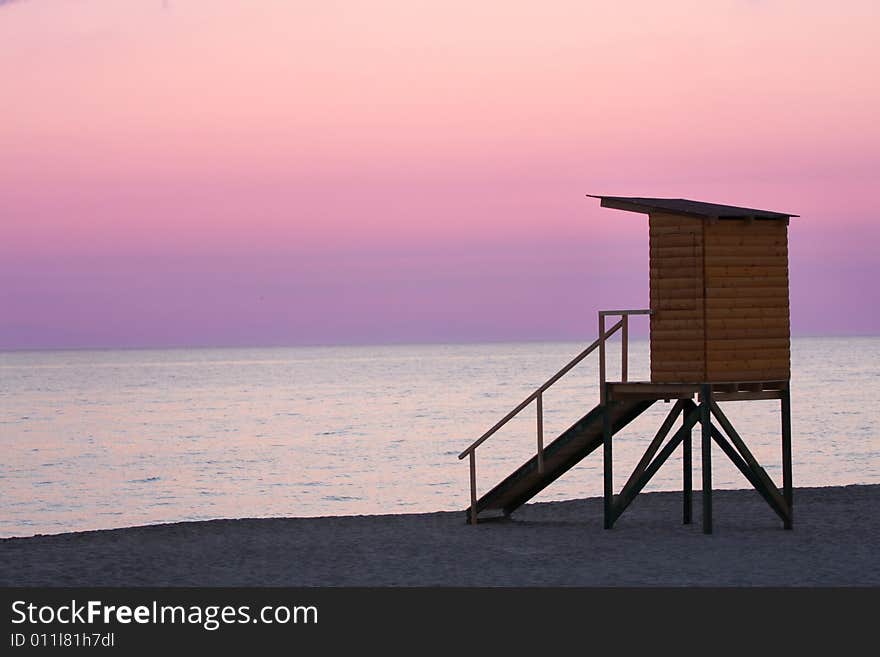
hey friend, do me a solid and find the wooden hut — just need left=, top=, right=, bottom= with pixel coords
left=459, top=196, right=797, bottom=534
left=589, top=196, right=794, bottom=384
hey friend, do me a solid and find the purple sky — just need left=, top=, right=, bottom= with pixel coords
left=2, top=1, right=878, bottom=349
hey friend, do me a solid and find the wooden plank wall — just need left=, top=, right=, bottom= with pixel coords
left=649, top=214, right=791, bottom=383
left=703, top=218, right=790, bottom=381
left=649, top=213, right=706, bottom=382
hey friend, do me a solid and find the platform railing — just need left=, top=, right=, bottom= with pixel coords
left=459, top=308, right=651, bottom=524
left=598, top=309, right=652, bottom=404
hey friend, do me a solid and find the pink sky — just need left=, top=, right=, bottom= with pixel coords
left=2, top=0, right=878, bottom=348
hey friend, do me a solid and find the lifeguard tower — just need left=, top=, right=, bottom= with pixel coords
left=459, top=196, right=796, bottom=533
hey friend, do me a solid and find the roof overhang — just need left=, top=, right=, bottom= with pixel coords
left=587, top=195, right=798, bottom=220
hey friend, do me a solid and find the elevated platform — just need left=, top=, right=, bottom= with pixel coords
left=607, top=379, right=788, bottom=402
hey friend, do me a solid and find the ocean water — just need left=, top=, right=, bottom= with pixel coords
left=0, top=337, right=877, bottom=538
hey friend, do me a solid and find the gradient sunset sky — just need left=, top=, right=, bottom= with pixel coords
left=2, top=0, right=878, bottom=349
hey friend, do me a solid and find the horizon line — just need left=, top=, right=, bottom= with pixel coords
left=2, top=331, right=879, bottom=354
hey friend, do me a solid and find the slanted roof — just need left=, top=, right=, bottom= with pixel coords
left=587, top=195, right=798, bottom=220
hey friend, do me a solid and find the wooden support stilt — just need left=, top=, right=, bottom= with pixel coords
left=700, top=385, right=713, bottom=534
left=603, top=394, right=613, bottom=529
left=683, top=412, right=693, bottom=525
left=781, top=383, right=793, bottom=530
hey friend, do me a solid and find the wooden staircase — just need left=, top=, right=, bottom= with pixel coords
left=465, top=398, right=654, bottom=523
left=459, top=309, right=652, bottom=524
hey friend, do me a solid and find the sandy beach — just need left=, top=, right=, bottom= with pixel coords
left=1, top=485, right=877, bottom=587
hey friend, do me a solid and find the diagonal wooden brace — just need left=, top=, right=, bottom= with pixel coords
left=709, top=400, right=791, bottom=524
left=612, top=402, right=700, bottom=524
left=709, top=427, right=790, bottom=524
left=619, top=400, right=686, bottom=497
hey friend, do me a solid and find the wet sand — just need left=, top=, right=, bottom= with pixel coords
left=1, top=485, right=877, bottom=586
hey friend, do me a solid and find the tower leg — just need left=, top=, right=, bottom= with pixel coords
left=603, top=395, right=614, bottom=529
left=683, top=416, right=693, bottom=525
left=700, top=385, right=713, bottom=534
left=782, top=383, right=793, bottom=530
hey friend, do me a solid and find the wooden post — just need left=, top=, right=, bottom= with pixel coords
left=603, top=395, right=613, bottom=529
left=621, top=314, right=628, bottom=383
left=781, top=383, right=793, bottom=530
left=469, top=452, right=478, bottom=526
left=536, top=392, right=544, bottom=474
left=700, top=384, right=713, bottom=534
left=683, top=413, right=693, bottom=525
left=599, top=314, right=607, bottom=405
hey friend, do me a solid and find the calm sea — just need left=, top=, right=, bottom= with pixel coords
left=1, top=337, right=877, bottom=537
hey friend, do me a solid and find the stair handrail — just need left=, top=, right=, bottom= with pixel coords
left=458, top=319, right=623, bottom=461
left=460, top=308, right=651, bottom=524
